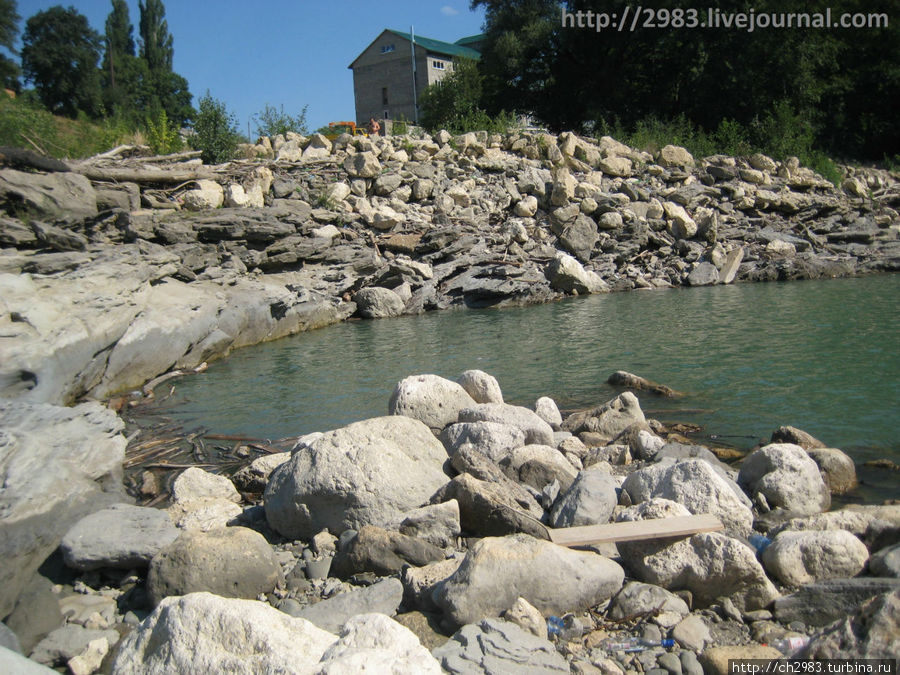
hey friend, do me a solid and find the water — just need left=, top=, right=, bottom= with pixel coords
left=159, top=275, right=900, bottom=502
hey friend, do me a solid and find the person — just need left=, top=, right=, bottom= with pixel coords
left=368, top=117, right=381, bottom=136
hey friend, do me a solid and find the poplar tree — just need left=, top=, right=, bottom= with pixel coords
left=0, top=0, right=20, bottom=90
left=102, top=0, right=141, bottom=115
left=138, top=0, right=192, bottom=125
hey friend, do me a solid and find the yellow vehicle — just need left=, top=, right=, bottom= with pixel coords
left=323, top=121, right=368, bottom=140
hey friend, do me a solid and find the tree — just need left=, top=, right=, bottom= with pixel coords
left=138, top=0, right=192, bottom=125
left=102, top=0, right=141, bottom=115
left=254, top=103, right=309, bottom=138
left=0, top=0, right=20, bottom=90
left=139, top=0, right=173, bottom=72
left=191, top=91, right=239, bottom=164
left=21, top=6, right=102, bottom=117
left=420, top=58, right=483, bottom=132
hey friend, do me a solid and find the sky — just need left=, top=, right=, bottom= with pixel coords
left=12, top=1, right=487, bottom=133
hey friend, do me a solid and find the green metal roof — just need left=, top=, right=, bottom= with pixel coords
left=454, top=34, right=486, bottom=48
left=386, top=29, right=481, bottom=60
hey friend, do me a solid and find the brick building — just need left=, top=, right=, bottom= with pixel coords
left=349, top=29, right=483, bottom=127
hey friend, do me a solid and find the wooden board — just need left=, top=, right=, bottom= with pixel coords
left=547, top=514, right=724, bottom=548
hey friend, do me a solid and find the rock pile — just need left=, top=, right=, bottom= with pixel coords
left=3, top=368, right=898, bottom=673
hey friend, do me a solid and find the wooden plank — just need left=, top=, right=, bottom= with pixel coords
left=548, top=514, right=724, bottom=548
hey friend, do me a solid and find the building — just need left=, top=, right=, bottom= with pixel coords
left=349, top=29, right=483, bottom=127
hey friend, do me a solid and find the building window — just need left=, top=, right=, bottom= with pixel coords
left=381, top=44, right=395, bottom=54
left=383, top=110, right=389, bottom=120
left=432, top=60, right=445, bottom=70
left=382, top=87, right=388, bottom=105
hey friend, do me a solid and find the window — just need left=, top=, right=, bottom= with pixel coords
left=382, top=87, right=388, bottom=105
left=383, top=110, right=389, bottom=120
left=381, top=44, right=395, bottom=54
left=432, top=60, right=445, bottom=70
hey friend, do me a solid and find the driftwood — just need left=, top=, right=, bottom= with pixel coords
left=0, top=146, right=70, bottom=172
left=70, top=166, right=216, bottom=183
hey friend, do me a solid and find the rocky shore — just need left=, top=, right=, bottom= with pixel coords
left=1, top=369, right=898, bottom=673
left=1, top=130, right=899, bottom=672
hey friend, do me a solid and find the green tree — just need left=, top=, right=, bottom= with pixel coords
left=420, top=58, right=484, bottom=132
left=101, top=0, right=141, bottom=116
left=191, top=91, right=239, bottom=164
left=0, top=0, right=20, bottom=90
left=137, top=0, right=192, bottom=125
left=254, top=103, right=309, bottom=138
left=138, top=0, right=173, bottom=72
left=21, top=6, right=103, bottom=117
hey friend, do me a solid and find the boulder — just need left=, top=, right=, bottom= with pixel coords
left=0, top=400, right=126, bottom=619
left=801, top=590, right=900, bottom=659
left=549, top=470, right=619, bottom=528
left=700, top=646, right=781, bottom=675
left=658, top=145, right=695, bottom=168
left=437, top=473, right=546, bottom=538
left=458, top=403, right=555, bottom=446
left=607, top=371, right=682, bottom=397
left=770, top=425, right=826, bottom=449
left=330, top=525, right=445, bottom=579
left=60, top=503, right=179, bottom=571
left=457, top=369, right=504, bottom=404
left=546, top=252, right=607, bottom=294
left=396, top=500, right=461, bottom=549
left=774, top=579, right=900, bottom=628
left=182, top=180, right=224, bottom=211
left=293, top=578, right=403, bottom=633
left=562, top=392, right=645, bottom=444
left=167, top=498, right=242, bottom=532
left=353, top=287, right=405, bottom=319
left=686, top=262, right=719, bottom=286
left=559, top=214, right=599, bottom=262
left=110, top=592, right=337, bottom=674
left=806, top=447, right=858, bottom=494
left=500, top=444, right=578, bottom=492
left=672, top=615, right=712, bottom=651
left=616, top=499, right=779, bottom=611
left=769, top=505, right=900, bottom=539
left=738, top=443, right=831, bottom=516
left=534, top=396, right=563, bottom=427
left=433, top=618, right=569, bottom=673
left=609, top=581, right=690, bottom=628
left=265, top=416, right=449, bottom=539
left=503, top=597, right=546, bottom=637
left=869, top=544, right=900, bottom=578
left=401, top=556, right=464, bottom=611
left=30, top=625, right=118, bottom=668
left=0, top=169, right=97, bottom=222
left=147, top=526, right=283, bottom=606
left=433, top=533, right=624, bottom=626
left=388, top=374, right=477, bottom=431
left=514, top=195, right=538, bottom=217
left=761, top=529, right=869, bottom=586
left=439, top=421, right=526, bottom=463
left=598, top=156, right=633, bottom=177
left=343, top=151, right=382, bottom=178
left=664, top=202, right=698, bottom=239
left=0, top=646, right=55, bottom=674
left=231, top=452, right=291, bottom=493
left=171, top=467, right=241, bottom=505
left=622, top=458, right=753, bottom=536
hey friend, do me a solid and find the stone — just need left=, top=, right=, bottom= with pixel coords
left=433, top=533, right=624, bottom=625
left=437, top=472, right=546, bottom=538
left=147, top=526, right=283, bottom=606
left=515, top=195, right=539, bottom=217
left=699, top=645, right=781, bottom=675
left=402, top=556, right=464, bottom=611
left=770, top=505, right=900, bottom=539
left=265, top=416, right=449, bottom=539
left=664, top=202, right=698, bottom=239
left=353, top=286, right=405, bottom=319
left=761, top=529, right=869, bottom=586
left=802, top=590, right=900, bottom=659
left=774, top=578, right=900, bottom=627
left=0, top=169, right=98, bottom=222
left=110, top=592, right=337, bottom=674
left=770, top=426, right=826, bottom=449
left=293, top=578, right=403, bottom=633
left=504, top=596, right=546, bottom=637
left=0, top=646, right=56, bottom=673
left=607, top=371, right=682, bottom=397
left=686, top=262, right=719, bottom=286
left=609, top=582, right=690, bottom=629
left=0, top=400, right=126, bottom=619
left=457, top=369, right=504, bottom=404
left=616, top=499, right=779, bottom=611
left=501, top=444, right=578, bottom=492
left=388, top=373, right=476, bottom=431
left=560, top=214, right=599, bottom=261
left=330, top=525, right=445, bottom=579
left=546, top=252, right=607, bottom=294
left=562, top=392, right=645, bottom=444
left=370, top=204, right=405, bottom=230
left=30, top=625, right=119, bottom=668
left=598, top=156, right=633, bottom=177
left=806, top=447, right=858, bottom=494
left=0, top=622, right=21, bottom=654
left=182, top=180, right=224, bottom=210
left=680, top=650, right=703, bottom=675
left=231, top=452, right=291, bottom=492
left=167, top=497, right=242, bottom=532
left=275, top=139, right=303, bottom=161
left=4, top=574, right=62, bottom=655
left=738, top=443, right=831, bottom=516
left=397, top=500, right=461, bottom=548
left=534, top=396, right=562, bottom=427
left=31, top=221, right=88, bottom=251
left=61, top=503, right=179, bottom=570
left=433, top=618, right=569, bottom=673
left=344, top=151, right=382, bottom=178
left=302, top=133, right=332, bottom=160
left=171, top=466, right=241, bottom=505
left=658, top=145, right=695, bottom=168
left=458, top=403, right=557, bottom=446
left=440, top=421, right=526, bottom=463
left=869, top=544, right=900, bottom=577
left=719, top=246, right=744, bottom=284
left=672, top=614, right=712, bottom=651
left=549, top=469, right=619, bottom=528
left=598, top=211, right=624, bottom=230
left=67, top=637, right=109, bottom=675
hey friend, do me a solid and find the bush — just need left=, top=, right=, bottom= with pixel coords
left=254, top=103, right=308, bottom=138
left=191, top=91, right=240, bottom=164
left=144, top=108, right=182, bottom=155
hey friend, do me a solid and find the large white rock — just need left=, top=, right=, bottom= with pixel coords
left=622, top=458, right=754, bottom=536
left=388, top=374, right=477, bottom=431
left=433, top=533, right=624, bottom=625
left=500, top=444, right=578, bottom=492
left=182, top=180, right=223, bottom=211
left=762, top=529, right=870, bottom=587
left=549, top=469, right=619, bottom=528
left=738, top=443, right=831, bottom=515
left=110, top=592, right=337, bottom=674
left=171, top=467, right=241, bottom=505
left=457, top=369, right=504, bottom=404
left=353, top=287, right=405, bottom=319
left=562, top=392, right=645, bottom=444
left=616, top=499, right=779, bottom=611
left=458, top=403, right=556, bottom=446
left=658, top=144, right=695, bottom=168
left=440, top=421, right=526, bottom=463
left=0, top=169, right=97, bottom=222
left=343, top=151, right=382, bottom=178
left=264, top=416, right=449, bottom=539
left=546, top=252, right=608, bottom=294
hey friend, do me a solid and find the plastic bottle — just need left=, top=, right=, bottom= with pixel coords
left=602, top=637, right=676, bottom=652
left=748, top=534, right=772, bottom=555
left=547, top=616, right=564, bottom=639
left=766, top=636, right=810, bottom=655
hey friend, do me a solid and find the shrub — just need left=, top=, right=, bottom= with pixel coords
left=191, top=91, right=240, bottom=164
left=254, top=103, right=308, bottom=138
left=144, top=108, right=182, bottom=155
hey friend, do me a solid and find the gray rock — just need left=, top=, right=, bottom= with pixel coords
left=353, top=286, right=405, bottom=319
left=0, top=216, right=38, bottom=247
left=402, top=556, right=464, bottom=611
left=330, top=525, right=445, bottom=579
left=546, top=252, right=607, bottom=294
left=501, top=443, right=578, bottom=492
left=61, top=503, right=178, bottom=570
left=231, top=452, right=291, bottom=492
left=658, top=652, right=684, bottom=675
left=388, top=374, right=477, bottom=431
left=343, top=152, right=382, bottom=178
left=770, top=426, right=826, bottom=449
left=147, top=526, right=283, bottom=606
left=3, top=574, right=62, bottom=655
left=680, top=649, right=704, bottom=675
left=318, top=613, right=442, bottom=673
left=762, top=529, right=869, bottom=586
left=110, top=592, right=338, bottom=674
left=672, top=614, right=712, bottom=651
left=869, top=543, right=900, bottom=577
left=769, top=505, right=900, bottom=539
left=534, top=396, right=563, bottom=427
left=265, top=416, right=449, bottom=539
left=31, top=221, right=88, bottom=252
left=616, top=499, right=779, bottom=611
left=0, top=400, right=126, bottom=619
left=440, top=421, right=526, bottom=463
left=801, top=590, right=900, bottom=659
left=434, top=534, right=624, bottom=626
left=775, top=579, right=900, bottom=628
left=457, top=369, right=504, bottom=404
left=549, top=470, right=619, bottom=528
left=658, top=145, right=695, bottom=168
left=0, top=646, right=56, bottom=674
left=437, top=472, right=546, bottom=538
left=738, top=443, right=831, bottom=516
left=30, top=625, right=119, bottom=667
left=806, top=447, right=858, bottom=495
left=293, top=578, right=403, bottom=633
left=433, top=618, right=569, bottom=673
left=397, top=500, right=461, bottom=549
left=560, top=214, right=599, bottom=261
left=458, top=402, right=555, bottom=446
left=686, top=262, right=719, bottom=286
left=562, top=392, right=646, bottom=444
left=0, top=169, right=97, bottom=222
left=609, top=582, right=690, bottom=629
left=503, top=596, right=546, bottom=637
left=0, top=623, right=21, bottom=654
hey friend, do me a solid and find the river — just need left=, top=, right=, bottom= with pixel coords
left=157, top=274, right=899, bottom=502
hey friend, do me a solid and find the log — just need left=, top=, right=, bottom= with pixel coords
left=547, top=514, right=724, bottom=548
left=0, top=146, right=70, bottom=172
left=69, top=166, right=216, bottom=183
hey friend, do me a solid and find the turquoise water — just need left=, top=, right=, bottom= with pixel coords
left=160, top=275, right=899, bottom=502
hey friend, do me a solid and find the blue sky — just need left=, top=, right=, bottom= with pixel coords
left=12, top=1, right=486, bottom=133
